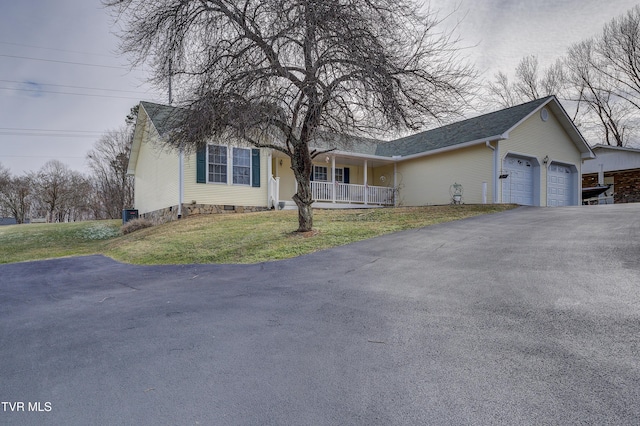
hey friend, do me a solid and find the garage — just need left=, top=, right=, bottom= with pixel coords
left=547, top=163, right=575, bottom=206
left=502, top=155, right=535, bottom=205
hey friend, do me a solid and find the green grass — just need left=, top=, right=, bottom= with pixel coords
left=0, top=205, right=516, bottom=265
left=0, top=220, right=122, bottom=264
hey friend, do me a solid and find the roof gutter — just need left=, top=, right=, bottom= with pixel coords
left=389, top=135, right=507, bottom=162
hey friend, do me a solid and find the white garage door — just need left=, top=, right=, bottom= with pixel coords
left=547, top=163, right=574, bottom=206
left=502, top=156, right=534, bottom=205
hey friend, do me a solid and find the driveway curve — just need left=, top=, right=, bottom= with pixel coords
left=1, top=204, right=639, bottom=425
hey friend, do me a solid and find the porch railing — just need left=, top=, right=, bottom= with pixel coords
left=311, top=181, right=394, bottom=206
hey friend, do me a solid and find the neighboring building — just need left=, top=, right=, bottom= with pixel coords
left=0, top=217, right=18, bottom=226
left=128, top=96, right=594, bottom=221
left=582, top=144, right=640, bottom=204
left=0, top=218, right=31, bottom=226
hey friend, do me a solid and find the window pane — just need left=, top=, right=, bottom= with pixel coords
left=233, top=148, right=251, bottom=185
left=208, top=145, right=227, bottom=183
left=314, top=165, right=328, bottom=181
left=334, top=168, right=343, bottom=183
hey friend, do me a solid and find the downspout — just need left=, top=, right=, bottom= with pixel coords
left=486, top=141, right=498, bottom=203
left=267, top=152, right=273, bottom=208
left=178, top=149, right=184, bottom=218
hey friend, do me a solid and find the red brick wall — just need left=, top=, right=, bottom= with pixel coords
left=582, top=168, right=640, bottom=203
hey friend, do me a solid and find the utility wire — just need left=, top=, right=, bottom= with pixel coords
left=0, top=53, right=127, bottom=70
left=0, top=41, right=115, bottom=58
left=0, top=86, right=156, bottom=101
left=0, top=127, right=103, bottom=133
left=0, top=79, right=157, bottom=95
left=0, top=154, right=86, bottom=159
left=0, top=133, right=101, bottom=138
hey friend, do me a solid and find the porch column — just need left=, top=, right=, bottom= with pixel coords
left=267, top=153, right=273, bottom=208
left=364, top=159, right=368, bottom=205
left=394, top=162, right=398, bottom=207
left=331, top=156, right=336, bottom=203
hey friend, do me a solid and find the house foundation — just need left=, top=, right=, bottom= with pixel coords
left=141, top=203, right=271, bottom=223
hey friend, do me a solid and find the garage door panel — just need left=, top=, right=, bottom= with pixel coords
left=547, top=163, right=574, bottom=207
left=503, top=156, right=534, bottom=205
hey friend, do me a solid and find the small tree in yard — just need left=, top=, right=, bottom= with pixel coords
left=105, top=0, right=475, bottom=231
left=87, top=127, right=135, bottom=219
left=0, top=164, right=32, bottom=224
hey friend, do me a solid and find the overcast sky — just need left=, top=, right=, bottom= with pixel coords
left=0, top=0, right=638, bottom=175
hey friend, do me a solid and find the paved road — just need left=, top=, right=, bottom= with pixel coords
left=1, top=204, right=639, bottom=425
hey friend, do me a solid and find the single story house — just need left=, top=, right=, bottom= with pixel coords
left=582, top=144, right=640, bottom=204
left=128, top=95, right=595, bottom=221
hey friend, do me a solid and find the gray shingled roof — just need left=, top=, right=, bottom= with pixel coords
left=140, top=97, right=555, bottom=157
left=140, top=101, right=186, bottom=136
left=375, top=96, right=553, bottom=157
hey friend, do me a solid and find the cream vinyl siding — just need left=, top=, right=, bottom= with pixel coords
left=500, top=108, right=582, bottom=206
left=274, top=156, right=297, bottom=201
left=133, top=128, right=179, bottom=214
left=397, top=144, right=494, bottom=206
left=371, top=164, right=395, bottom=187
left=183, top=148, right=269, bottom=206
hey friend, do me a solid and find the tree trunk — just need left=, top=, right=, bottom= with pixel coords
left=293, top=179, right=313, bottom=232
left=291, top=144, right=314, bottom=232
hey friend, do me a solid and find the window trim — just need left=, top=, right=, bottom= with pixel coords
left=232, top=147, right=252, bottom=186
left=313, top=165, right=345, bottom=183
left=206, top=144, right=255, bottom=186
left=313, top=165, right=328, bottom=182
left=207, top=144, right=228, bottom=184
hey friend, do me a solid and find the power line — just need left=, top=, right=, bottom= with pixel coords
left=0, top=53, right=126, bottom=70
left=0, top=128, right=104, bottom=138
left=0, top=154, right=86, bottom=159
left=0, top=127, right=102, bottom=133
left=0, top=133, right=101, bottom=138
left=0, top=41, right=115, bottom=58
left=0, top=86, right=155, bottom=101
left=0, top=79, right=157, bottom=95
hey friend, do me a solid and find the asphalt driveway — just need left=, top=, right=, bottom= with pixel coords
left=1, top=204, right=639, bottom=425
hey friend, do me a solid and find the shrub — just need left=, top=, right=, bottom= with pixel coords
left=121, top=218, right=154, bottom=235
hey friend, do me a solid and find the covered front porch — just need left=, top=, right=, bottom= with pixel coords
left=269, top=152, right=397, bottom=209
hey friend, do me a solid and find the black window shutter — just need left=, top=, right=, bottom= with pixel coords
left=196, top=147, right=206, bottom=183
left=251, top=149, right=260, bottom=187
left=343, top=167, right=350, bottom=184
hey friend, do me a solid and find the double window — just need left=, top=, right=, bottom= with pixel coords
left=207, top=145, right=252, bottom=186
left=313, top=165, right=345, bottom=182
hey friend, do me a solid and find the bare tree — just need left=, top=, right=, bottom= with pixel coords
left=105, top=0, right=475, bottom=231
left=87, top=127, right=135, bottom=219
left=486, top=55, right=566, bottom=108
left=487, top=72, right=520, bottom=109
left=0, top=164, right=32, bottom=224
left=566, top=39, right=633, bottom=146
left=58, top=172, right=93, bottom=222
left=597, top=6, right=640, bottom=110
left=514, top=55, right=541, bottom=101
left=4, top=177, right=32, bottom=224
left=0, top=163, right=9, bottom=217
left=30, top=160, right=75, bottom=223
